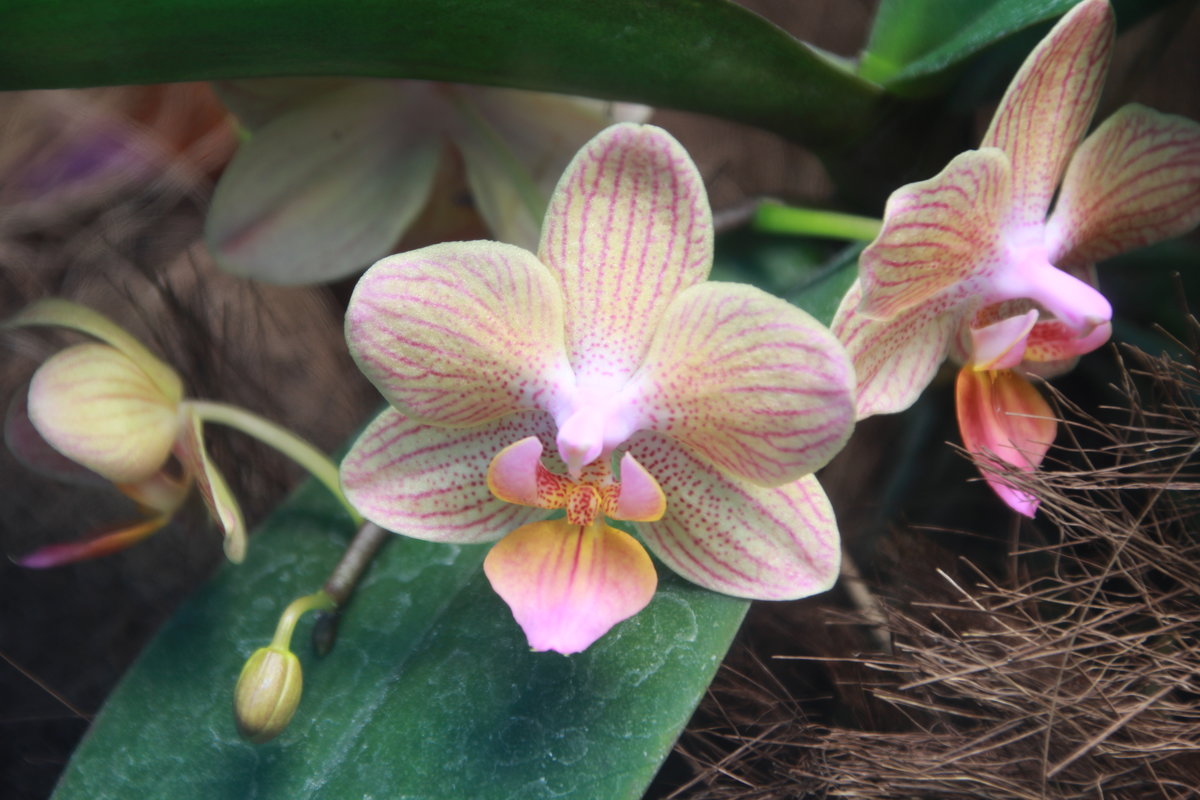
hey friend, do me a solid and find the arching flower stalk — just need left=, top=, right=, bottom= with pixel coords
left=833, top=0, right=1200, bottom=515
left=341, top=122, right=856, bottom=654
left=5, top=299, right=356, bottom=566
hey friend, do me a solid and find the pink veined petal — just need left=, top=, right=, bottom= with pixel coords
left=981, top=0, right=1114, bottom=227
left=176, top=410, right=246, bottom=562
left=5, top=388, right=106, bottom=486
left=206, top=80, right=443, bottom=284
left=28, top=343, right=180, bottom=484
left=5, top=299, right=183, bottom=401
left=612, top=452, right=666, bottom=522
left=970, top=309, right=1039, bottom=370
left=955, top=367, right=1056, bottom=517
left=1023, top=316, right=1112, bottom=365
left=482, top=519, right=657, bottom=655
left=16, top=514, right=170, bottom=568
left=1046, top=104, right=1200, bottom=267
left=629, top=281, right=855, bottom=487
left=450, top=86, right=633, bottom=252
left=626, top=432, right=840, bottom=600
left=342, top=408, right=557, bottom=544
left=858, top=148, right=1013, bottom=317
left=538, top=123, right=713, bottom=387
left=832, top=279, right=960, bottom=419
left=347, top=240, right=575, bottom=427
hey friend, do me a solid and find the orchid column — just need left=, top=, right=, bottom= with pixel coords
left=340, top=123, right=856, bottom=654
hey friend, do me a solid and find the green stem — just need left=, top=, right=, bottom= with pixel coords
left=754, top=201, right=882, bottom=241
left=269, top=590, right=336, bottom=650
left=187, top=399, right=362, bottom=525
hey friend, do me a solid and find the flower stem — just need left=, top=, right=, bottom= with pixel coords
left=186, top=399, right=362, bottom=525
left=270, top=590, right=336, bottom=650
left=754, top=201, right=882, bottom=241
left=311, top=521, right=391, bottom=656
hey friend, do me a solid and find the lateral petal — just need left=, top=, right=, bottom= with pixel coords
left=631, top=281, right=854, bottom=487
left=627, top=433, right=840, bottom=600
left=483, top=519, right=657, bottom=655
left=538, top=123, right=712, bottom=387
left=970, top=309, right=1039, bottom=371
left=832, top=279, right=959, bottom=419
left=341, top=408, right=557, bottom=544
left=206, top=80, right=442, bottom=284
left=955, top=367, right=1056, bottom=517
left=347, top=241, right=574, bottom=427
left=1046, top=104, right=1200, bottom=267
left=980, top=0, right=1114, bottom=227
left=16, top=515, right=169, bottom=568
left=28, top=344, right=180, bottom=484
left=177, top=410, right=247, bottom=562
left=858, top=148, right=1013, bottom=317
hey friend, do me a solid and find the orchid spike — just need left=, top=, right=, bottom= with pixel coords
left=205, top=79, right=650, bottom=285
left=832, top=0, right=1200, bottom=516
left=341, top=122, right=856, bottom=654
left=5, top=300, right=355, bottom=565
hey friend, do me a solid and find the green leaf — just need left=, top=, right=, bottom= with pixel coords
left=0, top=0, right=881, bottom=152
left=52, top=476, right=748, bottom=799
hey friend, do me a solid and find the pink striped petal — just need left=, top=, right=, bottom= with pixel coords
left=832, top=279, right=959, bottom=419
left=5, top=389, right=106, bottom=486
left=538, top=123, right=712, bottom=387
left=16, top=515, right=169, bottom=568
left=981, top=0, right=1114, bottom=227
left=483, top=519, right=657, bottom=654
left=612, top=453, right=666, bottom=521
left=858, top=148, right=1013, bottom=317
left=629, top=282, right=854, bottom=486
left=626, top=433, right=840, bottom=600
left=956, top=367, right=1056, bottom=517
left=342, top=408, right=556, bottom=544
left=206, top=80, right=442, bottom=284
left=177, top=410, right=246, bottom=562
left=1046, top=104, right=1200, bottom=267
left=347, top=241, right=574, bottom=427
left=970, top=309, right=1039, bottom=370
left=28, top=344, right=180, bottom=484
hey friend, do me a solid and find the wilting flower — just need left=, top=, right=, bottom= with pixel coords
left=5, top=300, right=245, bottom=565
left=341, top=123, right=855, bottom=654
left=205, top=79, right=648, bottom=285
left=833, top=0, right=1200, bottom=515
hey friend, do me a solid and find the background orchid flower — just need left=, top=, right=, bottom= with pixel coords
left=341, top=122, right=855, bottom=654
left=205, top=79, right=650, bottom=285
left=832, top=0, right=1200, bottom=516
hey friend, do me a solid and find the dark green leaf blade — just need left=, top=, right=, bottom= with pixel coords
left=51, top=477, right=748, bottom=800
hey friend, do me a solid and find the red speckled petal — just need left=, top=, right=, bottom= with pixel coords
left=832, top=279, right=959, bottom=419
left=483, top=519, right=657, bottom=654
left=341, top=408, right=557, bottom=544
left=858, top=148, right=1013, bottom=318
left=630, top=281, right=854, bottom=486
left=347, top=241, right=575, bottom=427
left=627, top=432, right=840, bottom=600
left=981, top=0, right=1113, bottom=227
left=956, top=367, right=1056, bottom=517
left=1046, top=104, right=1200, bottom=267
left=538, top=123, right=712, bottom=387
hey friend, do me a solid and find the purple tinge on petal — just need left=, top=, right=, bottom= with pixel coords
left=538, top=123, right=713, bottom=386
left=627, top=432, right=841, bottom=600
left=612, top=453, right=666, bottom=522
left=16, top=515, right=169, bottom=568
left=341, top=408, right=558, bottom=544
left=482, top=519, right=657, bottom=654
left=969, top=309, right=1039, bottom=370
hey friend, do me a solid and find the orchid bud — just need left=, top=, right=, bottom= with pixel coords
left=233, top=646, right=302, bottom=743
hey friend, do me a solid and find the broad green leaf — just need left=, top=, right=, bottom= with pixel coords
left=861, top=0, right=1183, bottom=97
left=0, top=0, right=881, bottom=152
left=52, top=475, right=748, bottom=799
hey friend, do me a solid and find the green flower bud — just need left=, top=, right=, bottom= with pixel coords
left=233, top=646, right=302, bottom=743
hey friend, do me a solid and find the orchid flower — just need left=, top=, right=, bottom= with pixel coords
left=832, top=0, right=1200, bottom=516
left=341, top=122, right=855, bottom=654
left=5, top=300, right=353, bottom=566
left=205, top=79, right=648, bottom=285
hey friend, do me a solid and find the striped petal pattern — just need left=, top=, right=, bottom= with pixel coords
left=28, top=343, right=180, bottom=484
left=1046, top=104, right=1200, bottom=267
left=346, top=241, right=574, bottom=427
left=177, top=411, right=247, bottom=563
left=981, top=0, right=1114, bottom=227
left=539, top=123, right=712, bottom=387
left=628, top=432, right=840, bottom=599
left=630, top=282, right=854, bottom=486
left=341, top=409, right=557, bottom=544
